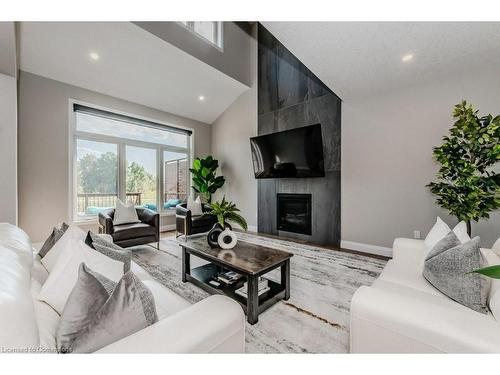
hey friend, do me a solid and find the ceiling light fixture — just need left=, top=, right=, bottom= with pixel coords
left=402, top=53, right=414, bottom=62
left=89, top=52, right=100, bottom=61
left=198, top=95, right=205, bottom=101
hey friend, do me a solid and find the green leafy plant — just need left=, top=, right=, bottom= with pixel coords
left=189, top=156, right=225, bottom=203
left=472, top=265, right=500, bottom=279
left=208, top=196, right=248, bottom=231
left=427, top=101, right=500, bottom=235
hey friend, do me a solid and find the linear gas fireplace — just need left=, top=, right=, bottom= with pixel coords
left=277, top=193, right=312, bottom=235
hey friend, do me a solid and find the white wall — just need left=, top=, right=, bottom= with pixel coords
left=342, top=67, right=500, bottom=251
left=0, top=73, right=17, bottom=224
left=18, top=71, right=212, bottom=242
left=211, top=27, right=257, bottom=231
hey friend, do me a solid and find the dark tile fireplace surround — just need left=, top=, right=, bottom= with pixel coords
left=257, top=24, right=341, bottom=247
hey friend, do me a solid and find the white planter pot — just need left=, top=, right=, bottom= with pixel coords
left=218, top=228, right=237, bottom=249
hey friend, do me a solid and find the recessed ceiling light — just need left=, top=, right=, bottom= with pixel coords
left=89, top=52, right=99, bottom=61
left=198, top=95, right=205, bottom=101
left=402, top=53, right=414, bottom=62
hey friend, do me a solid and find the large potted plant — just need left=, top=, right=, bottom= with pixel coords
left=427, top=101, right=500, bottom=235
left=189, top=155, right=225, bottom=203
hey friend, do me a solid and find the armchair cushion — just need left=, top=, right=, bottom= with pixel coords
left=192, top=215, right=217, bottom=229
left=113, top=223, right=157, bottom=242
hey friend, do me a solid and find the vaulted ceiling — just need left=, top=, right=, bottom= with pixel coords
left=262, top=22, right=500, bottom=101
left=19, top=22, right=249, bottom=124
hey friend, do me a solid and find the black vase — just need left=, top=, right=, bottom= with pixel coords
left=207, top=222, right=232, bottom=248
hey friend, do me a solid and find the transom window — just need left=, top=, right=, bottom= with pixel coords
left=72, top=104, right=192, bottom=221
left=180, top=21, right=223, bottom=49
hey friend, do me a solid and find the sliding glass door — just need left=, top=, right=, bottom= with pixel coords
left=126, top=145, right=158, bottom=211
left=163, top=150, right=189, bottom=209
left=75, top=139, right=118, bottom=218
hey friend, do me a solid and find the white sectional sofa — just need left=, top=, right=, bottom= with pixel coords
left=350, top=237, right=500, bottom=353
left=0, top=223, right=245, bottom=353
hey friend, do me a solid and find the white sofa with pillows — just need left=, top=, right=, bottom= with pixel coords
left=350, top=219, right=500, bottom=353
left=0, top=223, right=245, bottom=353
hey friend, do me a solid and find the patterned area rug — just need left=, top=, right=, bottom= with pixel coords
left=132, top=232, right=386, bottom=353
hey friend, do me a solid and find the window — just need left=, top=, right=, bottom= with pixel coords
left=76, top=140, right=118, bottom=216
left=180, top=21, right=223, bottom=49
left=126, top=146, right=157, bottom=210
left=72, top=104, right=192, bottom=221
left=164, top=151, right=188, bottom=203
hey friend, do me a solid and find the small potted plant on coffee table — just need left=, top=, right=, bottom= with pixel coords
left=206, top=196, right=248, bottom=249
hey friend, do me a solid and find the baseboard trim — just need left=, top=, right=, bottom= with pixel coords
left=161, top=224, right=257, bottom=233
left=247, top=225, right=258, bottom=233
left=341, top=240, right=392, bottom=258
left=160, top=224, right=176, bottom=232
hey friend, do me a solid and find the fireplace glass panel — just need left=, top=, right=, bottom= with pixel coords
left=277, top=193, right=312, bottom=235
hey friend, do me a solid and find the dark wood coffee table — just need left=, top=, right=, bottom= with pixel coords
left=180, top=235, right=293, bottom=324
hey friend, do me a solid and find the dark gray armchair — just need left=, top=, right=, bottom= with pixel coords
left=98, top=207, right=160, bottom=248
left=176, top=203, right=217, bottom=239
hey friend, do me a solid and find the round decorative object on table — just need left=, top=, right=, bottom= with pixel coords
left=218, top=228, right=237, bottom=249
left=207, top=223, right=223, bottom=248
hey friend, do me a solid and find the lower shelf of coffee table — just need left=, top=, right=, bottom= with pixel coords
left=188, top=263, right=286, bottom=311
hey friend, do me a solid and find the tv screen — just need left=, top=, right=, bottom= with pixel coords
left=250, top=124, right=325, bottom=179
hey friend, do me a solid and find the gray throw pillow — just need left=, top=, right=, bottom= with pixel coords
left=87, top=231, right=132, bottom=273
left=57, top=263, right=115, bottom=353
left=423, top=233, right=487, bottom=313
left=57, top=263, right=158, bottom=353
left=39, top=223, right=69, bottom=258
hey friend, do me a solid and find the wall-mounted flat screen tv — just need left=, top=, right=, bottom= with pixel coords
left=250, top=124, right=325, bottom=179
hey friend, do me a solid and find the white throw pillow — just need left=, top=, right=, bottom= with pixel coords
left=113, top=200, right=140, bottom=225
left=38, top=240, right=125, bottom=315
left=187, top=196, right=204, bottom=216
left=41, top=224, right=86, bottom=273
left=423, top=217, right=471, bottom=259
left=492, top=237, right=500, bottom=257
left=424, top=217, right=450, bottom=250
left=453, top=221, right=471, bottom=244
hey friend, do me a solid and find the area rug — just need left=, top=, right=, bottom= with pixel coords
left=132, top=232, right=387, bottom=353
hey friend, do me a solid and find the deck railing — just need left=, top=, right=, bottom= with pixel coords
left=77, top=192, right=189, bottom=214
left=77, top=192, right=141, bottom=214
left=164, top=192, right=188, bottom=202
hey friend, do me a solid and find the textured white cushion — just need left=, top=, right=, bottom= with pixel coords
left=351, top=283, right=499, bottom=353
left=492, top=237, right=500, bottom=257
left=142, top=280, right=190, bottom=320
left=376, top=259, right=446, bottom=298
left=41, top=225, right=86, bottom=273
left=187, top=196, right=203, bottom=216
left=113, top=199, right=140, bottom=225
left=38, top=240, right=125, bottom=315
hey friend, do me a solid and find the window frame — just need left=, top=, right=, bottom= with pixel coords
left=178, top=21, right=224, bottom=51
left=69, top=100, right=194, bottom=223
